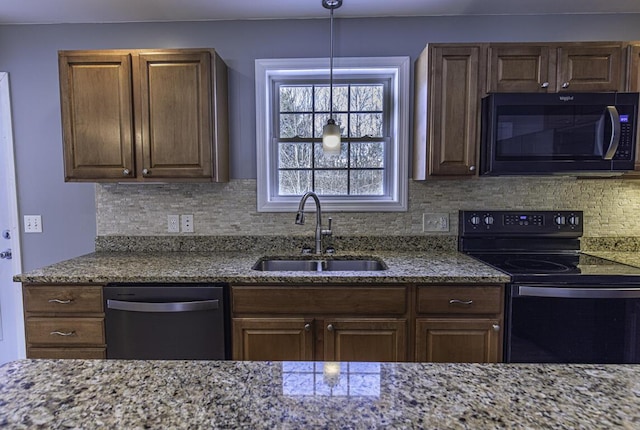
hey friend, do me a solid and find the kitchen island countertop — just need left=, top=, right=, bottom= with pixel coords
left=14, top=250, right=509, bottom=284
left=1, top=358, right=639, bottom=429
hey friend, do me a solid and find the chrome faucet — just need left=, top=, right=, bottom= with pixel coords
left=295, top=191, right=332, bottom=254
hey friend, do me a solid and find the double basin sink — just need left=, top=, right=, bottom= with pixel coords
left=253, top=256, right=387, bottom=272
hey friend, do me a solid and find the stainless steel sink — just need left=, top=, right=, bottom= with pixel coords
left=252, top=257, right=387, bottom=272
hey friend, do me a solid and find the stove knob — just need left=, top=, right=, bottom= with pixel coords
left=554, top=215, right=566, bottom=225
left=470, top=215, right=481, bottom=225
left=483, top=215, right=494, bottom=225
left=568, top=215, right=580, bottom=226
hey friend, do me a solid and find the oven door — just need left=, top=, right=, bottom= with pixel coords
left=506, top=284, right=640, bottom=363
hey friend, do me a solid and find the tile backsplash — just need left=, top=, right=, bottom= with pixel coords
left=96, top=177, right=640, bottom=238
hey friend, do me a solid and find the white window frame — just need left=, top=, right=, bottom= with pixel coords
left=255, top=57, right=409, bottom=212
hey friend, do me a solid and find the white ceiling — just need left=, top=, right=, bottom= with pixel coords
left=3, top=0, right=640, bottom=25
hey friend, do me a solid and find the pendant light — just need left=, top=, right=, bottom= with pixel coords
left=321, top=0, right=342, bottom=155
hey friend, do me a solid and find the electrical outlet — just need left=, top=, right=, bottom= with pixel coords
left=423, top=213, right=449, bottom=232
left=24, top=215, right=42, bottom=233
left=181, top=214, right=194, bottom=233
left=167, top=215, right=180, bottom=233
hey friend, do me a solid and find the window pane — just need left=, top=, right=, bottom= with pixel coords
left=350, top=170, right=384, bottom=195
left=315, top=113, right=347, bottom=138
left=279, top=170, right=312, bottom=195
left=280, top=114, right=313, bottom=138
left=315, top=170, right=348, bottom=195
left=350, top=113, right=383, bottom=138
left=314, top=142, right=347, bottom=168
left=314, top=85, right=348, bottom=112
left=280, top=86, right=312, bottom=112
left=351, top=142, right=384, bottom=168
left=350, top=85, right=383, bottom=111
left=279, top=142, right=312, bottom=168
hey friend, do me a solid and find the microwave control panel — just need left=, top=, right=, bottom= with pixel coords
left=614, top=114, right=634, bottom=160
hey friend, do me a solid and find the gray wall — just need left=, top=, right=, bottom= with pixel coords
left=1, top=14, right=640, bottom=269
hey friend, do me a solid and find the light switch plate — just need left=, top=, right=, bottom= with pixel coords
left=423, top=213, right=449, bottom=232
left=24, top=215, right=42, bottom=233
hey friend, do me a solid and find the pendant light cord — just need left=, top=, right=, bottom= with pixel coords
left=329, top=6, right=334, bottom=121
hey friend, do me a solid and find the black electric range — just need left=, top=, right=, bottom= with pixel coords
left=459, top=210, right=640, bottom=285
left=459, top=210, right=640, bottom=364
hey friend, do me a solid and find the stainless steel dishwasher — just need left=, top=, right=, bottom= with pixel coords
left=104, top=283, right=229, bottom=360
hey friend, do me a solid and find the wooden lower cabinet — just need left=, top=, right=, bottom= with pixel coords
left=23, top=284, right=106, bottom=359
left=415, top=285, right=504, bottom=363
left=231, top=284, right=504, bottom=363
left=231, top=285, right=409, bottom=362
left=415, top=318, right=501, bottom=363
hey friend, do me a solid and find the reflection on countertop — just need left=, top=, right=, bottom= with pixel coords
left=1, top=359, right=639, bottom=429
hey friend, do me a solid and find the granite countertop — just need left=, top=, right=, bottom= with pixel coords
left=14, top=250, right=509, bottom=285
left=1, top=359, right=639, bottom=429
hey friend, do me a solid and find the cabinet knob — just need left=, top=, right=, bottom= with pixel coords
left=469, top=165, right=476, bottom=171
left=123, top=169, right=130, bottom=176
left=142, top=168, right=150, bottom=176
left=304, top=323, right=311, bottom=331
left=562, top=82, right=570, bottom=89
left=492, top=324, right=500, bottom=332
left=327, top=324, right=334, bottom=332
left=541, top=82, right=550, bottom=88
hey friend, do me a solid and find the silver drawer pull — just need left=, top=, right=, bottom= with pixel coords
left=449, top=299, right=473, bottom=305
left=50, top=331, right=76, bottom=337
left=48, top=299, right=74, bottom=304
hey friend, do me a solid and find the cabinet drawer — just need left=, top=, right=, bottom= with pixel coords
left=232, top=286, right=407, bottom=315
left=23, top=285, right=103, bottom=314
left=417, top=286, right=502, bottom=315
left=26, top=317, right=105, bottom=346
left=27, top=347, right=106, bottom=359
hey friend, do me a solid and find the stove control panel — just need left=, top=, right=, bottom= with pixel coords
left=459, top=210, right=583, bottom=236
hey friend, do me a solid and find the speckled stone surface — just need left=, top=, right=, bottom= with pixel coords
left=582, top=236, right=640, bottom=252
left=14, top=250, right=509, bottom=284
left=1, top=359, right=639, bottom=429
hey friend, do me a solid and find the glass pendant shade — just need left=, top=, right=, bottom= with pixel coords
left=322, top=119, right=341, bottom=154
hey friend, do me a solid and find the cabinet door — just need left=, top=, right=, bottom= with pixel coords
left=232, top=318, right=314, bottom=361
left=324, top=319, right=407, bottom=362
left=557, top=44, right=624, bottom=92
left=59, top=52, right=135, bottom=181
left=414, top=45, right=483, bottom=178
left=487, top=45, right=553, bottom=92
left=415, top=318, right=501, bottom=363
left=136, top=51, right=213, bottom=180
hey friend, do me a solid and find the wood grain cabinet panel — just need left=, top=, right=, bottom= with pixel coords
left=415, top=285, right=504, bottom=363
left=23, top=284, right=106, bottom=359
left=59, top=48, right=229, bottom=182
left=231, top=285, right=409, bottom=362
left=414, top=44, right=485, bottom=179
left=487, top=42, right=625, bottom=93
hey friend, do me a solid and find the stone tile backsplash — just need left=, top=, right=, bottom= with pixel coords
left=96, top=177, right=640, bottom=238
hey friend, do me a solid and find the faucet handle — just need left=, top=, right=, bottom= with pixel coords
left=322, top=217, right=333, bottom=236
left=301, top=246, right=313, bottom=254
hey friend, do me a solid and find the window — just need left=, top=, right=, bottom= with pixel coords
left=256, top=57, right=409, bottom=212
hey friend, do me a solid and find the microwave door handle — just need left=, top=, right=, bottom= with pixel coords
left=603, top=105, right=621, bottom=160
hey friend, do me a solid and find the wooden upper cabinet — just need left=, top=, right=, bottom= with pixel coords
left=487, top=42, right=625, bottom=93
left=59, top=53, right=135, bottom=181
left=58, top=49, right=229, bottom=182
left=557, top=44, right=624, bottom=92
left=487, top=45, right=553, bottom=92
left=628, top=44, right=640, bottom=92
left=413, top=44, right=485, bottom=179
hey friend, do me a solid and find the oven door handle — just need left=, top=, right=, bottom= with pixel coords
left=516, top=285, right=640, bottom=299
left=106, top=299, right=219, bottom=313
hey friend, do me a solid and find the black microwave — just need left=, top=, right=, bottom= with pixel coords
left=480, top=92, right=639, bottom=176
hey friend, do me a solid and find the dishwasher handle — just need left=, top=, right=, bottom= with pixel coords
left=107, top=299, right=219, bottom=313
left=516, top=286, right=640, bottom=299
